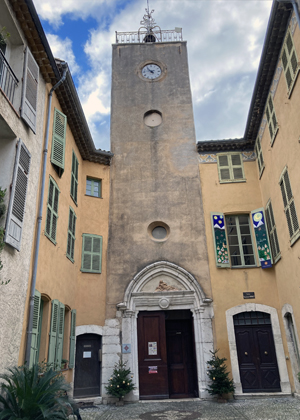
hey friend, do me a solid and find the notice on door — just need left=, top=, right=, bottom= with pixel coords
left=83, top=351, right=91, bottom=358
left=148, top=342, right=157, bottom=355
left=148, top=366, right=158, bottom=374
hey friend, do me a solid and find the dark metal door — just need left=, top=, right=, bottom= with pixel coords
left=138, top=311, right=169, bottom=399
left=74, top=334, right=101, bottom=398
left=234, top=312, right=281, bottom=392
left=166, top=319, right=198, bottom=398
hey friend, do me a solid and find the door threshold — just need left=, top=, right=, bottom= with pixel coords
left=140, top=398, right=201, bottom=403
left=73, top=396, right=102, bottom=405
left=234, top=392, right=291, bottom=399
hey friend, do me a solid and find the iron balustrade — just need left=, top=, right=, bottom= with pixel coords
left=115, top=28, right=183, bottom=44
left=0, top=49, right=19, bottom=104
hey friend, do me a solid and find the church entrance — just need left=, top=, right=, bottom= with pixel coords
left=137, top=310, right=198, bottom=399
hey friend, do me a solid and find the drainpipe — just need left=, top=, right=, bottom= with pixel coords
left=277, top=0, right=300, bottom=29
left=25, top=63, right=68, bottom=365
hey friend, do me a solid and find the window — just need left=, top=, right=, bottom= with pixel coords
left=217, top=153, right=245, bottom=183
left=225, top=215, right=256, bottom=267
left=70, top=151, right=78, bottom=204
left=45, top=177, right=60, bottom=244
left=279, top=168, right=300, bottom=244
left=81, top=234, right=102, bottom=273
left=51, top=108, right=67, bottom=177
left=66, top=207, right=76, bottom=262
left=255, top=136, right=264, bottom=177
left=86, top=178, right=101, bottom=198
left=265, top=200, right=281, bottom=263
left=265, top=94, right=278, bottom=145
left=282, top=29, right=299, bottom=95
left=48, top=300, right=65, bottom=370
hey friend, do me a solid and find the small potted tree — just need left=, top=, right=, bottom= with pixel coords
left=105, top=361, right=135, bottom=405
left=206, top=350, right=235, bottom=402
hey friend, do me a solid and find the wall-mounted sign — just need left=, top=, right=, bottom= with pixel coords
left=149, top=366, right=158, bottom=374
left=148, top=342, right=157, bottom=355
left=122, top=344, right=131, bottom=354
left=243, top=292, right=255, bottom=299
left=83, top=351, right=92, bottom=358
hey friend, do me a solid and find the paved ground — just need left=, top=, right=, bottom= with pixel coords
left=73, top=397, right=300, bottom=420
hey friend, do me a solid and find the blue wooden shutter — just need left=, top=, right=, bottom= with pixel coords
left=21, top=47, right=39, bottom=133
left=51, top=109, right=66, bottom=176
left=211, top=213, right=230, bottom=268
left=69, top=309, right=76, bottom=369
left=4, top=140, right=31, bottom=251
left=29, top=289, right=41, bottom=368
left=251, top=208, right=272, bottom=268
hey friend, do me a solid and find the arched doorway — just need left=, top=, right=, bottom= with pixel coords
left=116, top=261, right=214, bottom=400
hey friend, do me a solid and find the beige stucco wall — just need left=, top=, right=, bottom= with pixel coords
left=0, top=0, right=46, bottom=373
left=19, top=86, right=110, bottom=371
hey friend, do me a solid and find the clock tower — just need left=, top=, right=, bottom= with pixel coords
left=104, top=7, right=214, bottom=401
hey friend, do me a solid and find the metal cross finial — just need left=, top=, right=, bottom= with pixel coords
left=140, top=0, right=156, bottom=33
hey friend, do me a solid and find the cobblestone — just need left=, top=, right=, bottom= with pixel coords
left=71, top=397, right=300, bottom=420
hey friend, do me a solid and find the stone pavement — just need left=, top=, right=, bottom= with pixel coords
left=75, top=397, right=300, bottom=420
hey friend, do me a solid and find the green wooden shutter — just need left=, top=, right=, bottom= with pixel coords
left=81, top=234, right=103, bottom=273
left=48, top=299, right=59, bottom=366
left=251, top=208, right=272, bottom=268
left=280, top=169, right=299, bottom=241
left=55, top=302, right=65, bottom=370
left=29, top=289, right=41, bottom=368
left=45, top=177, right=60, bottom=244
left=4, top=140, right=31, bottom=251
left=265, top=200, right=281, bottom=262
left=255, top=137, right=264, bottom=177
left=51, top=109, right=67, bottom=176
left=70, top=151, right=79, bottom=204
left=211, top=212, right=230, bottom=268
left=69, top=310, right=76, bottom=369
left=66, top=207, right=76, bottom=262
left=282, top=30, right=299, bottom=93
left=21, top=47, right=39, bottom=133
left=265, top=95, right=278, bottom=145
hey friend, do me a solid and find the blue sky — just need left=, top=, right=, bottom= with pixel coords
left=35, top=0, right=273, bottom=151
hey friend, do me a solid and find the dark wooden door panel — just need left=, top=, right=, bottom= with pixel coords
left=138, top=311, right=169, bottom=399
left=235, top=323, right=280, bottom=393
left=74, top=334, right=101, bottom=398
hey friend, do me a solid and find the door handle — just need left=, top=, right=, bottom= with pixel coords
left=245, top=352, right=248, bottom=355
left=264, top=351, right=268, bottom=355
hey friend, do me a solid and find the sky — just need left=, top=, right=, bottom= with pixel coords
left=34, top=0, right=273, bottom=152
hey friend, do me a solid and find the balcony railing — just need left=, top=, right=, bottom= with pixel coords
left=0, top=49, right=18, bottom=104
left=115, top=28, right=183, bottom=44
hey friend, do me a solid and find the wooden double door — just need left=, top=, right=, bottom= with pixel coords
left=138, top=311, right=198, bottom=399
left=234, top=312, right=281, bottom=392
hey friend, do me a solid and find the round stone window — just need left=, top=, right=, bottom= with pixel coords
left=148, top=221, right=170, bottom=242
left=144, top=110, right=162, bottom=127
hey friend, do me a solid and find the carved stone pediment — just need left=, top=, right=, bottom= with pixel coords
left=155, top=280, right=179, bottom=292
left=140, top=274, right=184, bottom=292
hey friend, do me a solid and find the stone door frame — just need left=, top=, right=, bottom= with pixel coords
left=117, top=261, right=214, bottom=400
left=226, top=303, right=291, bottom=395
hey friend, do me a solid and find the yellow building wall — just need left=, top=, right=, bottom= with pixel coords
left=19, top=85, right=110, bottom=373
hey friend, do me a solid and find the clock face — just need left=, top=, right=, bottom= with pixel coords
left=142, top=64, right=162, bottom=80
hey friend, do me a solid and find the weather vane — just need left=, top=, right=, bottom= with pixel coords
left=140, top=0, right=156, bottom=33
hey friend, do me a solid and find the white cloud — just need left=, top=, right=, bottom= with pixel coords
left=46, top=33, right=79, bottom=75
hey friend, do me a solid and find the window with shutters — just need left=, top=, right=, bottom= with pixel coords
left=70, top=151, right=78, bottom=204
left=51, top=108, right=67, bottom=178
left=265, top=94, right=278, bottom=145
left=217, top=153, right=245, bottom=183
left=225, top=214, right=256, bottom=267
left=81, top=234, right=103, bottom=273
left=45, top=177, right=60, bottom=244
left=66, top=207, right=76, bottom=262
left=29, top=289, right=43, bottom=368
left=255, top=136, right=265, bottom=178
left=281, top=29, right=299, bottom=96
left=279, top=168, right=300, bottom=245
left=86, top=178, right=101, bottom=198
left=265, top=200, right=281, bottom=263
